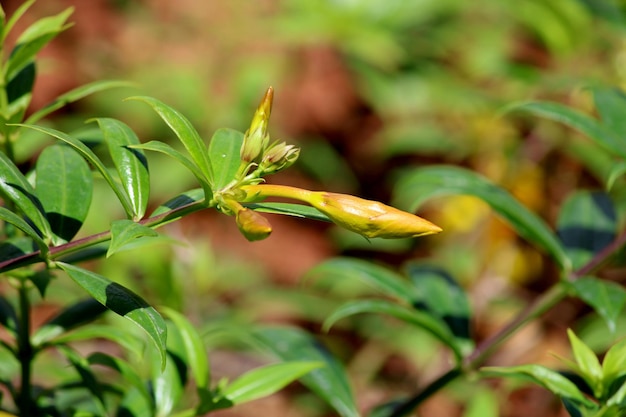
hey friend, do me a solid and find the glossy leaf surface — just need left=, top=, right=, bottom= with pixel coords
left=107, top=219, right=160, bottom=258
left=569, top=277, right=626, bottom=333
left=208, top=128, right=244, bottom=190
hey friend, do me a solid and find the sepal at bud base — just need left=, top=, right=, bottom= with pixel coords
left=309, top=192, right=442, bottom=239
left=259, top=142, right=300, bottom=174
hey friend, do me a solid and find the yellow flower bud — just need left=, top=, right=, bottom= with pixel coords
left=236, top=207, right=273, bottom=241
left=240, top=87, right=273, bottom=164
left=309, top=192, right=442, bottom=239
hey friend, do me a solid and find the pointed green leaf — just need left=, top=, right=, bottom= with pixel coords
left=153, top=351, right=185, bottom=417
left=57, top=262, right=167, bottom=369
left=245, top=202, right=330, bottom=222
left=306, top=257, right=419, bottom=303
left=567, top=329, right=603, bottom=397
left=505, top=101, right=626, bottom=159
left=0, top=152, right=51, bottom=242
left=0, top=207, right=47, bottom=254
left=222, top=361, right=323, bottom=405
left=95, top=118, right=149, bottom=220
left=252, top=326, right=359, bottom=417
left=161, top=306, right=209, bottom=390
left=17, top=124, right=134, bottom=217
left=2, top=1, right=35, bottom=41
left=323, top=299, right=462, bottom=360
left=592, top=86, right=626, bottom=139
left=35, top=144, right=92, bottom=243
left=606, top=161, right=626, bottom=190
left=57, top=345, right=107, bottom=415
left=208, top=128, right=244, bottom=190
left=128, top=96, right=213, bottom=185
left=50, top=324, right=144, bottom=357
left=130, top=141, right=208, bottom=192
left=557, top=190, right=616, bottom=270
left=602, top=338, right=626, bottom=384
left=569, top=277, right=626, bottom=333
left=151, top=188, right=205, bottom=217
left=394, top=165, right=569, bottom=270
left=107, top=219, right=164, bottom=258
left=31, top=298, right=107, bottom=347
left=6, top=7, right=73, bottom=80
left=480, top=364, right=595, bottom=407
left=25, top=80, right=133, bottom=125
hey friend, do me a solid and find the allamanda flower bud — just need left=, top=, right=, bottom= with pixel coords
left=236, top=207, right=273, bottom=241
left=240, top=87, right=274, bottom=163
left=259, top=142, right=300, bottom=174
left=309, top=192, right=442, bottom=239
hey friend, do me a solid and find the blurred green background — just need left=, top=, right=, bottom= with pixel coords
left=3, top=0, right=626, bottom=415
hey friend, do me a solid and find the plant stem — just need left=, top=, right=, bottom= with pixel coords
left=16, top=282, right=34, bottom=417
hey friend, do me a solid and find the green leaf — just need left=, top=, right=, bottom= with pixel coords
left=151, top=188, right=205, bottom=217
left=161, top=306, right=209, bottom=390
left=323, top=299, right=462, bottom=361
left=394, top=165, right=570, bottom=270
left=31, top=298, right=107, bottom=347
left=57, top=262, right=167, bottom=369
left=128, top=96, right=213, bottom=186
left=221, top=361, right=323, bottom=405
left=5, top=7, right=73, bottom=81
left=57, top=345, right=107, bottom=415
left=592, top=86, right=626, bottom=140
left=480, top=364, right=596, bottom=407
left=505, top=101, right=626, bottom=159
left=569, top=277, right=626, bottom=333
left=0, top=297, right=18, bottom=337
left=602, top=338, right=626, bottom=385
left=245, top=202, right=330, bottom=222
left=18, top=124, right=134, bottom=217
left=50, top=324, right=144, bottom=358
left=152, top=351, right=185, bottom=417
left=6, top=61, right=34, bottom=105
left=118, top=387, right=154, bottom=417
left=207, top=128, right=244, bottom=190
left=25, top=80, right=133, bottom=125
left=567, top=329, right=603, bottom=398
left=0, top=152, right=51, bottom=242
left=35, top=144, right=92, bottom=243
left=2, top=1, right=35, bottom=42
left=252, top=326, right=359, bottom=417
left=0, top=207, right=47, bottom=254
left=306, top=257, right=419, bottom=303
left=95, top=118, right=149, bottom=220
left=107, top=219, right=166, bottom=258
left=557, top=190, right=616, bottom=270
left=130, top=141, right=208, bottom=193
left=405, top=263, right=474, bottom=355
left=606, top=161, right=626, bottom=191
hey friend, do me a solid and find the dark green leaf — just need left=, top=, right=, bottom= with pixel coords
left=5, top=7, right=73, bottom=80
left=245, top=202, right=330, bottom=222
left=0, top=207, right=47, bottom=253
left=57, top=345, right=107, bottom=415
left=221, top=362, right=323, bottom=405
left=107, top=219, right=160, bottom=258
left=394, top=165, right=569, bottom=270
left=570, top=277, right=626, bottom=333
left=323, top=299, right=463, bottom=360
left=35, top=144, right=92, bottom=243
left=505, top=101, right=626, bottom=159
left=480, top=364, right=596, bottom=407
left=6, top=61, right=34, bottom=105
left=31, top=298, right=107, bottom=347
left=18, top=124, right=134, bottom=217
left=128, top=96, right=213, bottom=186
left=306, top=257, right=419, bottom=303
left=161, top=306, right=209, bottom=390
left=151, top=188, right=205, bottom=217
left=95, top=118, right=149, bottom=220
left=252, top=326, right=359, bottom=417
left=57, top=262, right=167, bottom=369
left=405, top=263, right=473, bottom=355
left=207, top=128, right=244, bottom=190
left=557, top=190, right=616, bottom=270
left=0, top=297, right=17, bottom=336
left=25, top=80, right=133, bottom=125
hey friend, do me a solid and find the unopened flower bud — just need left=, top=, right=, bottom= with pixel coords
left=241, top=87, right=273, bottom=163
left=259, top=142, right=300, bottom=174
left=236, top=207, right=273, bottom=241
left=309, top=192, right=442, bottom=239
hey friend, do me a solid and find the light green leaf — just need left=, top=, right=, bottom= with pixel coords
left=480, top=364, right=595, bottom=407
left=245, top=202, right=330, bottom=222
left=222, top=361, right=322, bottom=405
left=252, top=326, right=359, bottom=417
left=602, top=338, right=626, bottom=385
left=25, top=80, right=133, bottom=125
left=592, top=86, right=626, bottom=141
left=95, top=118, right=149, bottom=220
left=557, top=190, right=616, bottom=270
left=606, top=161, right=626, bottom=191
left=153, top=351, right=185, bottom=417
left=567, top=329, right=603, bottom=398
left=161, top=306, right=209, bottom=390
left=107, top=219, right=161, bottom=258
left=306, top=257, right=419, bottom=303
left=570, top=277, right=626, bottom=334
left=57, top=262, right=167, bottom=369
left=394, top=165, right=569, bottom=270
left=128, top=96, right=213, bottom=186
left=35, top=144, right=92, bottom=243
left=208, top=128, right=244, bottom=191
left=0, top=151, right=52, bottom=243
left=49, top=324, right=144, bottom=358
left=17, top=124, right=134, bottom=217
left=2, top=1, right=35, bottom=42
left=324, top=299, right=462, bottom=361
left=505, top=101, right=626, bottom=159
